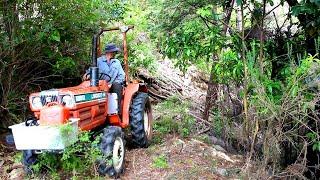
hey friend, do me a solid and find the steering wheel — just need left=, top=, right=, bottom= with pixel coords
left=83, top=73, right=111, bottom=82
left=99, top=73, right=111, bottom=81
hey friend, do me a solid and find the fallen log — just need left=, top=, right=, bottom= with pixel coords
left=148, top=89, right=167, bottom=100
left=137, top=69, right=183, bottom=101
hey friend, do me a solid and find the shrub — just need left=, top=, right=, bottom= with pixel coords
left=30, top=131, right=102, bottom=178
left=244, top=55, right=320, bottom=174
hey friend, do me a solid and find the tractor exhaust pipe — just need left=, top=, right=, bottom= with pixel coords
left=90, top=34, right=99, bottom=87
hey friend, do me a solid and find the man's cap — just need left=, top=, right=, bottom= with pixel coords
left=105, top=43, right=120, bottom=53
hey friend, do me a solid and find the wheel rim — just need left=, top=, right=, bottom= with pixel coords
left=144, top=110, right=151, bottom=137
left=112, top=137, right=124, bottom=172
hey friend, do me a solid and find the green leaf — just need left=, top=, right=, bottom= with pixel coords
left=196, top=5, right=213, bottom=18
left=312, top=142, right=320, bottom=152
left=269, top=0, right=274, bottom=6
left=291, top=85, right=298, bottom=96
left=307, top=132, right=316, bottom=140
left=186, top=49, right=191, bottom=57
left=50, top=30, right=61, bottom=42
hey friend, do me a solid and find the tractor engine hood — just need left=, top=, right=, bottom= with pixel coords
left=29, top=80, right=109, bottom=112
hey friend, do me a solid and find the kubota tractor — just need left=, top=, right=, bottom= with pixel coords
left=9, top=26, right=153, bottom=177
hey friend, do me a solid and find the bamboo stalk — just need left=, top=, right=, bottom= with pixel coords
left=241, top=1, right=249, bottom=140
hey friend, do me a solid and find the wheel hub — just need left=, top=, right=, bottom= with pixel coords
left=144, top=111, right=151, bottom=136
left=112, top=137, right=124, bottom=172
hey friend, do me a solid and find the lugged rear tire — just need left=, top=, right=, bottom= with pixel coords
left=97, top=126, right=125, bottom=178
left=129, top=92, right=153, bottom=148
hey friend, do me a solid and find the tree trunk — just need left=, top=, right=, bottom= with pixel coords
left=258, top=0, right=266, bottom=72
left=222, top=0, right=235, bottom=36
left=202, top=0, right=235, bottom=121
left=241, top=1, right=249, bottom=139
left=203, top=61, right=218, bottom=120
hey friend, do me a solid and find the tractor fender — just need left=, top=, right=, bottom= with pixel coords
left=121, top=83, right=148, bottom=127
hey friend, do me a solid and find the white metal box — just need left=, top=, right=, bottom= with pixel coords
left=9, top=118, right=79, bottom=150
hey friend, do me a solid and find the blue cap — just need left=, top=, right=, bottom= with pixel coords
left=105, top=43, right=120, bottom=53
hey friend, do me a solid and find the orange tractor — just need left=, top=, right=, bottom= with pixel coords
left=9, top=26, right=153, bottom=177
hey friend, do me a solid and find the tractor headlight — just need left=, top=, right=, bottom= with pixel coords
left=32, top=96, right=42, bottom=109
left=62, top=95, right=75, bottom=108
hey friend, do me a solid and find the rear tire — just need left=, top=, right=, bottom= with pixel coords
left=97, top=126, right=125, bottom=178
left=129, top=92, right=153, bottom=148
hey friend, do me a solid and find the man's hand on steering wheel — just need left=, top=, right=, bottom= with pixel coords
left=82, top=73, right=90, bottom=81
left=82, top=73, right=111, bottom=82
left=99, top=73, right=111, bottom=82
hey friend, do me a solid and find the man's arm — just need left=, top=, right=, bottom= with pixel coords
left=117, top=60, right=125, bottom=82
left=109, top=59, right=125, bottom=84
left=82, top=56, right=103, bottom=81
left=82, top=68, right=91, bottom=81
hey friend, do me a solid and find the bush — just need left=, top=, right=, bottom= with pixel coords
left=29, top=131, right=102, bottom=178
left=0, top=0, right=127, bottom=128
left=243, top=54, right=320, bottom=174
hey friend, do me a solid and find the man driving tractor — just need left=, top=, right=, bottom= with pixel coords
left=85, top=43, right=125, bottom=109
left=9, top=26, right=153, bottom=178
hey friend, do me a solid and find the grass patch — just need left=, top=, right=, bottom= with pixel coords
left=146, top=145, right=158, bottom=156
left=153, top=95, right=196, bottom=144
left=195, top=134, right=211, bottom=145
left=152, top=154, right=169, bottom=169
left=13, top=151, right=22, bottom=163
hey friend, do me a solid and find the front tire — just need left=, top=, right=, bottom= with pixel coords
left=130, top=92, right=153, bottom=148
left=22, top=150, right=38, bottom=174
left=97, top=126, right=125, bottom=177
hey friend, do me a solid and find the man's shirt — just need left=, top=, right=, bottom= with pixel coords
left=88, top=56, right=125, bottom=84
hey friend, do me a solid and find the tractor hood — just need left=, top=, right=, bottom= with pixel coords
left=29, top=80, right=110, bottom=112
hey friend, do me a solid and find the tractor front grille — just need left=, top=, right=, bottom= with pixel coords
left=39, top=90, right=60, bottom=105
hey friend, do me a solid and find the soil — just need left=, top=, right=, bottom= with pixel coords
left=123, top=136, right=244, bottom=180
left=0, top=131, right=18, bottom=180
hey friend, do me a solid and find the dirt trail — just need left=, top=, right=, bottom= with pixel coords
left=123, top=136, right=244, bottom=179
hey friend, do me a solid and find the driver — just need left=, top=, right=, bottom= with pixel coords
left=85, top=43, right=125, bottom=110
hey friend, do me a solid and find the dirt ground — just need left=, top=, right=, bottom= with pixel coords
left=0, top=131, right=19, bottom=180
left=122, top=136, right=244, bottom=180
left=1, top=133, right=244, bottom=180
